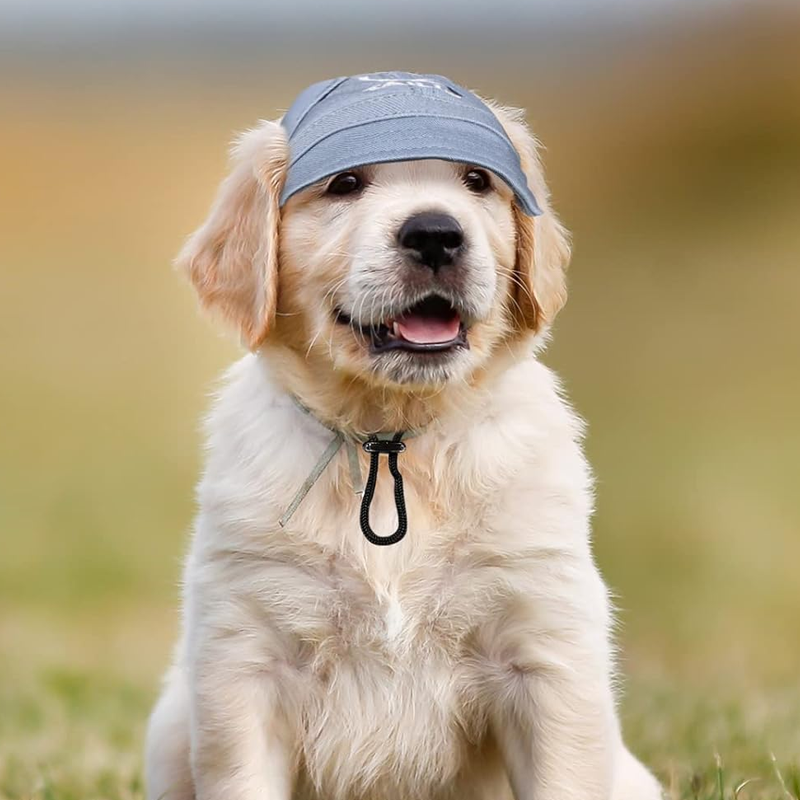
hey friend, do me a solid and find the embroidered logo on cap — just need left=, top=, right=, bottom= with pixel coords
left=355, top=75, right=461, bottom=97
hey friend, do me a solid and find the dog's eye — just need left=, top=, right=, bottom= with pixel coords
left=326, top=172, right=363, bottom=196
left=464, top=168, right=492, bottom=194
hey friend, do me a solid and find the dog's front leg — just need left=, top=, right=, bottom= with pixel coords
left=190, top=642, right=295, bottom=800
left=491, top=665, right=616, bottom=800
left=481, top=569, right=618, bottom=800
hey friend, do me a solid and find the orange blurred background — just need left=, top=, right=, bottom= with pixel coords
left=1, top=1, right=799, bottom=794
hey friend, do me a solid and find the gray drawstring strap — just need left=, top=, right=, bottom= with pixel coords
left=278, top=433, right=347, bottom=528
left=278, top=433, right=364, bottom=529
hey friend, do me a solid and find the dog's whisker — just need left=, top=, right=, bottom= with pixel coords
left=305, top=327, right=324, bottom=359
left=495, top=265, right=537, bottom=311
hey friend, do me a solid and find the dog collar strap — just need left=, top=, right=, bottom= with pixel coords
left=279, top=399, right=420, bottom=546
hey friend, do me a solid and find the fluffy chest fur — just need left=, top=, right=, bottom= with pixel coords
left=182, top=353, right=597, bottom=800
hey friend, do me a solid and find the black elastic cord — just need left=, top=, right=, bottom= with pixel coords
left=359, top=432, right=408, bottom=546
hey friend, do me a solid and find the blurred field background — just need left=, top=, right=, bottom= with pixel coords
left=1, top=0, right=800, bottom=797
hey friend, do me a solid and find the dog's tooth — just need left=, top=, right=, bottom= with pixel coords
left=391, top=321, right=400, bottom=338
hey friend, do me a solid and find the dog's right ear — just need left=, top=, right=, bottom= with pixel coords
left=175, top=120, right=289, bottom=350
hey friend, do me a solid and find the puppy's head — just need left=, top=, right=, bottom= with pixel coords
left=177, top=105, right=569, bottom=391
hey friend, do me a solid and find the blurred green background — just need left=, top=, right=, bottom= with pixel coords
left=1, top=1, right=799, bottom=797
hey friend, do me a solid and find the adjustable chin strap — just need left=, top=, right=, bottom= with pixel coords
left=279, top=400, right=419, bottom=546
left=360, top=433, right=407, bottom=545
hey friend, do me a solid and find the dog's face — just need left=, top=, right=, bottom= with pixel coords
left=178, top=104, right=570, bottom=392
left=278, top=159, right=517, bottom=387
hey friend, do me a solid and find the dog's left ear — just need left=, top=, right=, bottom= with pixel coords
left=175, top=119, right=289, bottom=350
left=490, top=103, right=571, bottom=333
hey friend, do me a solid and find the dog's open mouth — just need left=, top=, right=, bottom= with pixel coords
left=335, top=295, right=469, bottom=354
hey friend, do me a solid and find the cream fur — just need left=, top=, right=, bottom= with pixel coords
left=146, top=102, right=662, bottom=800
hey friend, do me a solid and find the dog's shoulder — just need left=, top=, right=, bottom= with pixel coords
left=203, top=352, right=287, bottom=441
left=450, top=354, right=594, bottom=542
left=196, top=354, right=330, bottom=521
left=488, top=353, right=584, bottom=441
left=445, top=353, right=587, bottom=479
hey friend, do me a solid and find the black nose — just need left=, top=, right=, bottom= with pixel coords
left=398, top=212, right=464, bottom=271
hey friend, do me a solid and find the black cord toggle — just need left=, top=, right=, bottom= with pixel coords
left=362, top=439, right=406, bottom=455
left=359, top=433, right=408, bottom=546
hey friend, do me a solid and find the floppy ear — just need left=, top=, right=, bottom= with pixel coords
left=490, top=104, right=571, bottom=333
left=175, top=119, right=289, bottom=349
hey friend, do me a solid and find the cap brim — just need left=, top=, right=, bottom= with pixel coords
left=280, top=115, right=542, bottom=216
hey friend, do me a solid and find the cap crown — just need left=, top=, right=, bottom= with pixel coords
left=279, top=71, right=541, bottom=216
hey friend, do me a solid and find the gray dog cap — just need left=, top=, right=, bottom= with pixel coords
left=279, top=71, right=542, bottom=216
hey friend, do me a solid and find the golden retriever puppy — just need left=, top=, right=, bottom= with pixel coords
left=145, top=73, right=662, bottom=800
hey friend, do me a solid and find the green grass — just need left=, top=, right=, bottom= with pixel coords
left=0, top=669, right=147, bottom=800
left=2, top=26, right=800, bottom=799
left=1, top=664, right=799, bottom=799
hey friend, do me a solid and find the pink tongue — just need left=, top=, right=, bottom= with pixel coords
left=395, top=313, right=461, bottom=344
